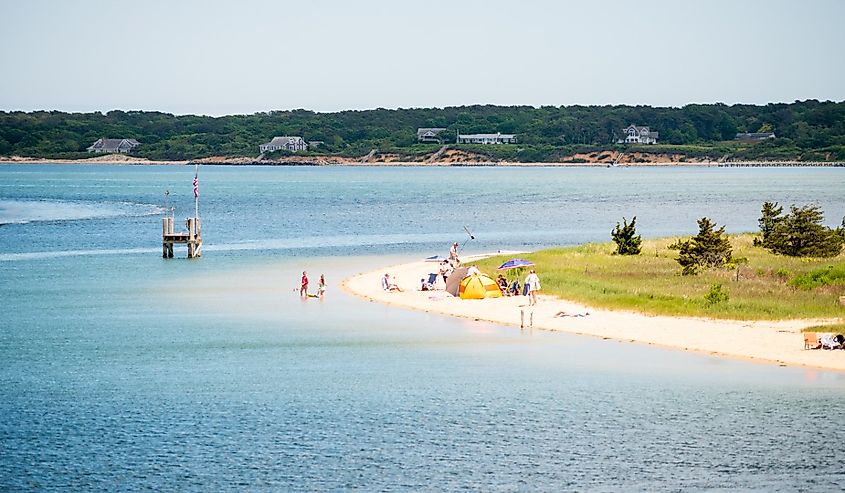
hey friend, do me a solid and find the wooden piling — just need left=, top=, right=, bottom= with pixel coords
left=162, top=216, right=201, bottom=259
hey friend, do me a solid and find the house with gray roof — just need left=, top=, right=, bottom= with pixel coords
left=259, top=136, right=308, bottom=153
left=735, top=132, right=775, bottom=142
left=456, top=132, right=517, bottom=144
left=87, top=138, right=140, bottom=154
left=621, top=125, right=658, bottom=144
left=417, top=128, right=448, bottom=143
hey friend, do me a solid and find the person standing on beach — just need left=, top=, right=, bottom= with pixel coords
left=449, top=242, right=460, bottom=266
left=525, top=269, right=541, bottom=306
left=300, top=271, right=309, bottom=297
left=439, top=260, right=451, bottom=285
left=318, top=274, right=326, bottom=299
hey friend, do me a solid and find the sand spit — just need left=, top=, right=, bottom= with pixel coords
left=343, top=256, right=845, bottom=372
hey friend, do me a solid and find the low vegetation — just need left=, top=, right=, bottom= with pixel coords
left=804, top=323, right=845, bottom=333
left=474, top=234, right=845, bottom=320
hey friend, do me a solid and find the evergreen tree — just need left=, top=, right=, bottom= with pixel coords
left=766, top=204, right=843, bottom=257
left=611, top=216, right=642, bottom=255
left=755, top=201, right=783, bottom=248
left=669, top=217, right=733, bottom=275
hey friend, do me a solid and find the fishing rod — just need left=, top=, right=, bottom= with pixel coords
left=460, top=225, right=475, bottom=251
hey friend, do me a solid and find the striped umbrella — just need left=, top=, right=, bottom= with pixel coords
left=497, top=259, right=534, bottom=271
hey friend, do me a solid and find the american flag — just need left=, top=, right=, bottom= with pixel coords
left=193, top=172, right=199, bottom=199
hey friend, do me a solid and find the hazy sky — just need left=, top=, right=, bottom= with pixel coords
left=1, top=0, right=843, bottom=115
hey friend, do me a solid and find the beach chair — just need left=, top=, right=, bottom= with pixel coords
left=426, top=272, right=439, bottom=288
left=803, top=332, right=819, bottom=350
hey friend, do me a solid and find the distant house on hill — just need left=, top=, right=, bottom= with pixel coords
left=456, top=132, right=517, bottom=144
left=87, top=138, right=140, bottom=154
left=620, top=125, right=658, bottom=144
left=417, top=128, right=448, bottom=143
left=259, top=136, right=308, bottom=153
left=735, top=132, right=776, bottom=142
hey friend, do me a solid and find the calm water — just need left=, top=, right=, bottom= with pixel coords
left=1, top=164, right=844, bottom=491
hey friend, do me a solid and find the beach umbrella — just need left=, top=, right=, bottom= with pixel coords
left=497, top=259, right=534, bottom=271
left=425, top=255, right=447, bottom=262
left=445, top=267, right=469, bottom=296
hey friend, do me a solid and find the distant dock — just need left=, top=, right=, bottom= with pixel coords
left=162, top=217, right=202, bottom=258
left=718, top=161, right=844, bottom=167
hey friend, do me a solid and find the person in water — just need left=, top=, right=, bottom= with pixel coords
left=317, top=274, right=326, bottom=298
left=300, top=271, right=309, bottom=297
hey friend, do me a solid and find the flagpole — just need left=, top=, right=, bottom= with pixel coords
left=194, top=163, right=199, bottom=219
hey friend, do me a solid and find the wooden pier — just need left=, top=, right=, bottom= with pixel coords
left=162, top=217, right=202, bottom=258
left=718, top=161, right=844, bottom=167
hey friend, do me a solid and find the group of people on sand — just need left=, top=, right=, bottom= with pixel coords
left=300, top=271, right=326, bottom=299
left=427, top=241, right=543, bottom=305
left=496, top=270, right=541, bottom=305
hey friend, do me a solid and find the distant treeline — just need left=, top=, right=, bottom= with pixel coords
left=1, top=100, right=844, bottom=161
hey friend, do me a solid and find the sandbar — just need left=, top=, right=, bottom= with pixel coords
left=343, top=256, right=845, bottom=371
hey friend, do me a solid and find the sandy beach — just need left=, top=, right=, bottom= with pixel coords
left=343, top=255, right=845, bottom=371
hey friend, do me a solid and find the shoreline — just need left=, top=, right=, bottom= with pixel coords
left=1, top=156, right=843, bottom=168
left=342, top=255, right=845, bottom=372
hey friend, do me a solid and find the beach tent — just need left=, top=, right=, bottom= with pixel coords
left=459, top=274, right=503, bottom=300
left=445, top=267, right=469, bottom=296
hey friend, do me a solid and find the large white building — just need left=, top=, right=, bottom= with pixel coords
left=456, top=132, right=517, bottom=144
left=259, top=136, right=308, bottom=153
left=621, top=125, right=658, bottom=144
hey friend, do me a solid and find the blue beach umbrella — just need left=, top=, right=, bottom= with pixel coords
left=497, top=259, right=534, bottom=271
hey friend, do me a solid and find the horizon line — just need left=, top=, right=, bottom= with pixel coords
left=3, top=98, right=844, bottom=118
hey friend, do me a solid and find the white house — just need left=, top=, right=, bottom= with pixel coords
left=417, top=128, right=448, bottom=143
left=259, top=136, right=308, bottom=153
left=456, top=132, right=517, bottom=144
left=87, top=138, right=140, bottom=154
left=621, top=125, right=658, bottom=144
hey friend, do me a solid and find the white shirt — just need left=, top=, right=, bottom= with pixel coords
left=525, top=273, right=540, bottom=291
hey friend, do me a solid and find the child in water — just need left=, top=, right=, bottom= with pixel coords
left=317, top=274, right=326, bottom=298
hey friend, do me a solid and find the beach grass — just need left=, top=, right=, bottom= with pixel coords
left=475, top=234, right=845, bottom=321
left=804, top=323, right=845, bottom=333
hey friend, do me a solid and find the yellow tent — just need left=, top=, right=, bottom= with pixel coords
left=459, top=274, right=503, bottom=299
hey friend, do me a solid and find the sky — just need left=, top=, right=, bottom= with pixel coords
left=1, top=0, right=843, bottom=116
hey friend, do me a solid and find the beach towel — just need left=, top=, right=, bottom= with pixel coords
left=819, top=333, right=843, bottom=350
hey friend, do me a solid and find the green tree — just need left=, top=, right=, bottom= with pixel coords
left=669, top=217, right=733, bottom=275
left=754, top=201, right=783, bottom=248
left=766, top=204, right=843, bottom=257
left=611, top=216, right=642, bottom=255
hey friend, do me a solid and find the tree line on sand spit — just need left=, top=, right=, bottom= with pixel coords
left=611, top=203, right=845, bottom=273
left=609, top=204, right=844, bottom=307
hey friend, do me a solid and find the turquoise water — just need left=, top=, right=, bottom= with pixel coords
left=1, top=164, right=845, bottom=490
